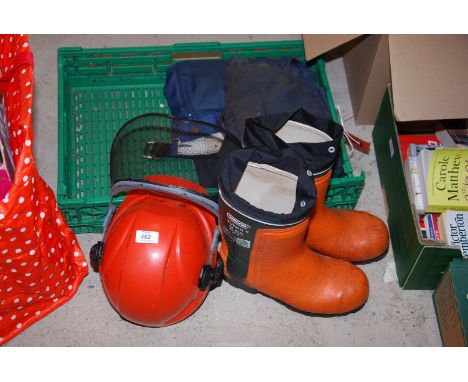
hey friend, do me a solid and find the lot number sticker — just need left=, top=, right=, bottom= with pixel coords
left=135, top=230, right=159, bottom=244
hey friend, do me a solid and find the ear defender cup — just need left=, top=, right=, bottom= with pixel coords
left=89, top=241, right=104, bottom=272
left=198, top=256, right=224, bottom=291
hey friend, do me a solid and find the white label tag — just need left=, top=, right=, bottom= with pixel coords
left=389, top=137, right=395, bottom=158
left=135, top=230, right=159, bottom=244
left=236, top=237, right=251, bottom=248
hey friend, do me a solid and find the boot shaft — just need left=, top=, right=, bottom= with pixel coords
left=218, top=146, right=315, bottom=283
left=310, top=170, right=333, bottom=218
left=243, top=108, right=343, bottom=177
left=219, top=194, right=310, bottom=282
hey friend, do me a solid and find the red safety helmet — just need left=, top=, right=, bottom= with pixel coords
left=90, top=175, right=223, bottom=327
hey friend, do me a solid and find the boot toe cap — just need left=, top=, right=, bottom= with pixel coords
left=336, top=264, right=369, bottom=313
left=306, top=210, right=390, bottom=263
left=327, top=210, right=389, bottom=262
left=291, top=257, right=370, bottom=315
left=350, top=212, right=389, bottom=262
left=315, top=261, right=369, bottom=314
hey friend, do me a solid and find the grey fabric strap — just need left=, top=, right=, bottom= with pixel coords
left=101, top=180, right=219, bottom=242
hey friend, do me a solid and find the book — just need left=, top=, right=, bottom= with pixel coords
left=449, top=129, right=468, bottom=146
left=432, top=213, right=441, bottom=241
left=419, top=215, right=427, bottom=239
left=424, top=215, right=434, bottom=239
left=407, top=143, right=444, bottom=159
left=404, top=156, right=425, bottom=214
left=438, top=211, right=468, bottom=257
left=417, top=148, right=468, bottom=213
left=424, top=213, right=441, bottom=240
left=436, top=128, right=468, bottom=148
left=398, top=134, right=440, bottom=162
left=428, top=148, right=468, bottom=212
left=417, top=148, right=435, bottom=212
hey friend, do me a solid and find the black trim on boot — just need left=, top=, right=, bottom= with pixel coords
left=243, top=108, right=343, bottom=177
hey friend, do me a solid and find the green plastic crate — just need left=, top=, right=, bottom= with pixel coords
left=57, top=40, right=365, bottom=233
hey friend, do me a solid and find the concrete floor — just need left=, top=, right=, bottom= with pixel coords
left=7, top=35, right=441, bottom=346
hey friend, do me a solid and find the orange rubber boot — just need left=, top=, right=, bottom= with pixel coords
left=305, top=170, right=389, bottom=262
left=243, top=109, right=389, bottom=263
left=218, top=147, right=369, bottom=314
left=219, top=219, right=369, bottom=314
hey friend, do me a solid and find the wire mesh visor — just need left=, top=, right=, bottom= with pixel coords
left=110, top=113, right=225, bottom=184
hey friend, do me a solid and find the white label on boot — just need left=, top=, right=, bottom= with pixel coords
left=236, top=238, right=251, bottom=248
left=135, top=230, right=159, bottom=244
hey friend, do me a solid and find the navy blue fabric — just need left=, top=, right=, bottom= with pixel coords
left=164, top=59, right=229, bottom=130
left=163, top=57, right=341, bottom=188
left=163, top=57, right=326, bottom=136
left=223, top=57, right=331, bottom=144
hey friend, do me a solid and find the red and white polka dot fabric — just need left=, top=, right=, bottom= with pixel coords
left=0, top=34, right=88, bottom=345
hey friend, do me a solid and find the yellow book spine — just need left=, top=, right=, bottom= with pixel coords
left=427, top=149, right=468, bottom=212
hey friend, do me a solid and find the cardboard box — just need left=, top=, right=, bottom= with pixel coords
left=434, top=259, right=468, bottom=346
left=371, top=36, right=468, bottom=289
left=302, top=35, right=468, bottom=125
left=342, top=35, right=390, bottom=125
left=303, top=34, right=388, bottom=124
left=372, top=87, right=462, bottom=289
left=304, top=34, right=468, bottom=289
left=302, top=34, right=361, bottom=61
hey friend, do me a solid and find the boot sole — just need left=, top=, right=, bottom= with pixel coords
left=350, top=247, right=389, bottom=265
left=270, top=295, right=368, bottom=317
left=224, top=277, right=259, bottom=295
left=224, top=277, right=368, bottom=317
